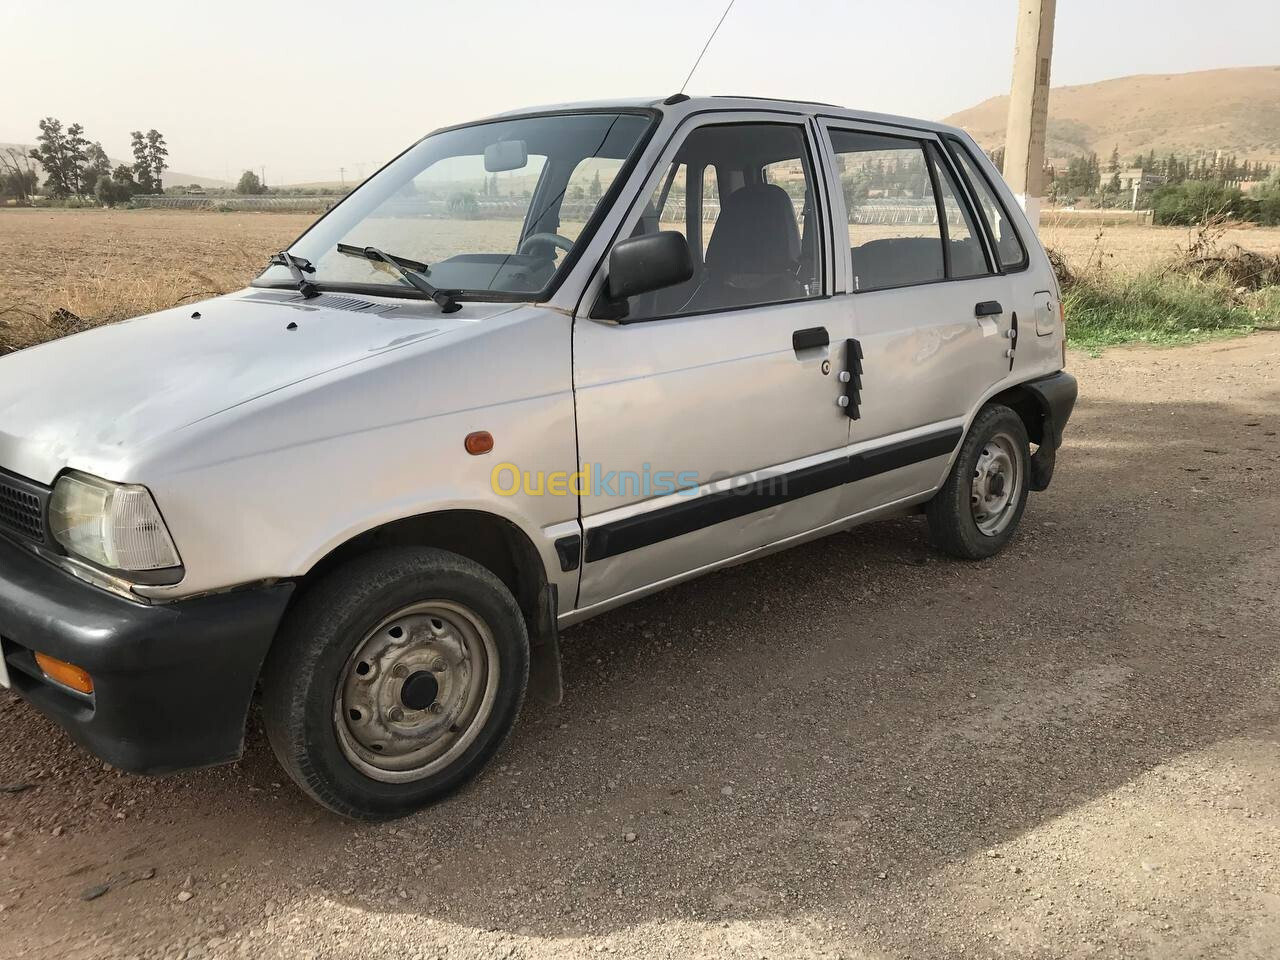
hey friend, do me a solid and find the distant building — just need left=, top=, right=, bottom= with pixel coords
left=1118, top=168, right=1166, bottom=191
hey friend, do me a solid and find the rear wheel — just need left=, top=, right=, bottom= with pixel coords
left=926, top=404, right=1030, bottom=560
left=261, top=547, right=528, bottom=820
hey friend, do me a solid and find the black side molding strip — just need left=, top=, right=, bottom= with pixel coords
left=583, top=426, right=962, bottom=563
left=554, top=534, right=582, bottom=572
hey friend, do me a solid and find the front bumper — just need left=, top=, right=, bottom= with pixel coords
left=0, top=534, right=293, bottom=773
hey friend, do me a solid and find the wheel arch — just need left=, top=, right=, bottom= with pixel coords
left=986, top=382, right=1048, bottom=447
left=291, top=509, right=550, bottom=632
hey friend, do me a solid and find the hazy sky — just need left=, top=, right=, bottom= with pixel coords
left=2, top=0, right=1276, bottom=184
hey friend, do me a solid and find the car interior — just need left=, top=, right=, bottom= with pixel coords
left=834, top=133, right=994, bottom=292
left=623, top=123, right=822, bottom=320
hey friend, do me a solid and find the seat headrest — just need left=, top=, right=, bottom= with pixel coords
left=704, top=183, right=802, bottom=274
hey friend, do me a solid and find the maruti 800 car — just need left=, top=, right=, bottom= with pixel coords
left=0, top=95, right=1076, bottom=819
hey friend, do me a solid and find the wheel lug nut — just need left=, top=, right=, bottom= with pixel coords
left=431, top=658, right=447, bottom=673
left=391, top=664, right=408, bottom=679
left=388, top=706, right=404, bottom=722
left=429, top=702, right=443, bottom=714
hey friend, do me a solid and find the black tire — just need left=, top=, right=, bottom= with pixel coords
left=261, top=547, right=529, bottom=820
left=926, top=404, right=1030, bottom=560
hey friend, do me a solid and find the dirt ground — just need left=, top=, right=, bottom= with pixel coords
left=2, top=333, right=1278, bottom=959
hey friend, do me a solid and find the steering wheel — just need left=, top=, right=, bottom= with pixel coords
left=518, top=233, right=575, bottom=257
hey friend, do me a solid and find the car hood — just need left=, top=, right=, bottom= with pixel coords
left=0, top=288, right=519, bottom=484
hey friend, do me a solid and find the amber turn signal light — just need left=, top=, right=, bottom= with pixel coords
left=464, top=431, right=494, bottom=455
left=35, top=652, right=94, bottom=694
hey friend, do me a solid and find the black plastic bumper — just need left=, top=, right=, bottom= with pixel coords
left=0, top=534, right=293, bottom=774
left=1024, top=370, right=1078, bottom=449
left=1022, top=369, right=1079, bottom=491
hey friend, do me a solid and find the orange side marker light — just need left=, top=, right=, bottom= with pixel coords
left=35, top=652, right=94, bottom=694
left=465, top=431, right=494, bottom=456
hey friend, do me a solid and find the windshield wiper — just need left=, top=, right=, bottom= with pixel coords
left=268, top=251, right=319, bottom=299
left=336, top=243, right=461, bottom=313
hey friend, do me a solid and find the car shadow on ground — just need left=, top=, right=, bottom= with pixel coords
left=3, top=389, right=1278, bottom=953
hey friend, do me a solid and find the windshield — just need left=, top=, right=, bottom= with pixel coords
left=256, top=111, right=654, bottom=301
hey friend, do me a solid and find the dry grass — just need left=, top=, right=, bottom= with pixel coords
left=3, top=208, right=1280, bottom=354
left=0, top=208, right=307, bottom=353
left=1039, top=221, right=1280, bottom=276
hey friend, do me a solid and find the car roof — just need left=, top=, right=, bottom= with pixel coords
left=476, top=95, right=967, bottom=140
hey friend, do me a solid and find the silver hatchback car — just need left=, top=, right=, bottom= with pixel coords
left=0, top=96, right=1076, bottom=818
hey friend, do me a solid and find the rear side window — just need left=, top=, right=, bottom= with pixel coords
left=830, top=131, right=944, bottom=291
left=947, top=139, right=1028, bottom=270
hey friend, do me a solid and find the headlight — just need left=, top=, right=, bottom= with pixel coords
left=48, top=472, right=181, bottom=572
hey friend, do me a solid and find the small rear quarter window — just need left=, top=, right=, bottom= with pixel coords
left=947, top=139, right=1028, bottom=271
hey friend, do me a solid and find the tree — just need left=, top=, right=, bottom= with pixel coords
left=82, top=142, right=111, bottom=195
left=236, top=169, right=266, bottom=195
left=94, top=174, right=132, bottom=207
left=28, top=117, right=89, bottom=198
left=447, top=190, right=479, bottom=218
left=130, top=131, right=155, bottom=193
left=144, top=129, right=168, bottom=192
left=0, top=147, right=39, bottom=204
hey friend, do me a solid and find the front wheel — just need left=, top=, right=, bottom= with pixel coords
left=261, top=547, right=529, bottom=820
left=926, top=404, right=1030, bottom=560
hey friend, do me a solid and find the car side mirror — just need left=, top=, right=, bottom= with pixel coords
left=607, top=231, right=695, bottom=303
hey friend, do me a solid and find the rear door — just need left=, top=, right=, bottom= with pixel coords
left=943, top=135, right=1053, bottom=365
left=817, top=120, right=1016, bottom=515
left=571, top=113, right=853, bottom=610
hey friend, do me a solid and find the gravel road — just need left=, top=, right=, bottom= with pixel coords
left=2, top=336, right=1278, bottom=960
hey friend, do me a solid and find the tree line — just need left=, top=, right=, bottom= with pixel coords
left=0, top=117, right=168, bottom=205
left=986, top=144, right=1274, bottom=203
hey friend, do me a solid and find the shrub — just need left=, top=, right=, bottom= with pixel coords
left=1151, top=182, right=1247, bottom=226
left=94, top=175, right=131, bottom=207
left=447, top=190, right=479, bottom=218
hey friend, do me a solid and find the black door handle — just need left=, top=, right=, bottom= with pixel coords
left=792, top=326, right=829, bottom=351
left=975, top=301, right=1004, bottom=317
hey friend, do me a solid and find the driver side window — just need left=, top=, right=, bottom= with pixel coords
left=621, top=122, right=822, bottom=322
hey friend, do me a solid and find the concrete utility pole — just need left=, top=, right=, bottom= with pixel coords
left=1002, top=0, right=1057, bottom=231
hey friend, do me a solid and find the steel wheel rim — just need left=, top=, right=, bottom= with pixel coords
left=971, top=431, right=1023, bottom=537
left=334, top=600, right=499, bottom=783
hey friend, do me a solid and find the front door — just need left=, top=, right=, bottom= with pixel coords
left=572, top=115, right=852, bottom=610
left=817, top=121, right=1016, bottom=516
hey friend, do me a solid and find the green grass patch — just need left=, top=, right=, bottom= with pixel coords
left=1052, top=231, right=1280, bottom=352
left=1063, top=271, right=1271, bottom=350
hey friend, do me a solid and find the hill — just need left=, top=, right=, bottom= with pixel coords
left=944, top=65, right=1280, bottom=164
left=0, top=143, right=229, bottom=189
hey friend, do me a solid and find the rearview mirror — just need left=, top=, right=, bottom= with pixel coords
left=607, top=231, right=695, bottom=304
left=484, top=140, right=528, bottom=173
